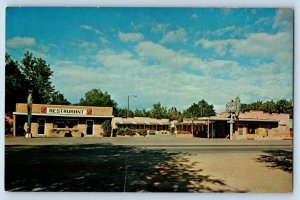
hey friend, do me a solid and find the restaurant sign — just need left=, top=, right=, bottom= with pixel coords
left=41, top=106, right=92, bottom=115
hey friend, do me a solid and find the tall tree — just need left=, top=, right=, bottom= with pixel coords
left=276, top=99, right=293, bottom=117
left=50, top=91, right=70, bottom=105
left=260, top=100, right=276, bottom=113
left=240, top=99, right=293, bottom=118
left=5, top=53, right=27, bottom=112
left=185, top=99, right=216, bottom=117
left=150, top=102, right=168, bottom=119
left=168, top=107, right=179, bottom=120
left=115, top=108, right=128, bottom=118
left=20, top=52, right=55, bottom=103
left=134, top=108, right=150, bottom=117
left=79, top=88, right=118, bottom=114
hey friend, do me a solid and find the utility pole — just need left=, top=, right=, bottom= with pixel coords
left=127, top=95, right=129, bottom=118
left=127, top=95, right=137, bottom=118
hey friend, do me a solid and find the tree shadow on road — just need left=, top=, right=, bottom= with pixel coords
left=5, top=144, right=246, bottom=192
left=256, top=150, right=293, bottom=174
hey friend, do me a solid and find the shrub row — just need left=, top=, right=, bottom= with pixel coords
left=116, top=128, right=147, bottom=136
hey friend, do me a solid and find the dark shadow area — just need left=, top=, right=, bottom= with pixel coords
left=5, top=144, right=246, bottom=192
left=256, top=150, right=292, bottom=173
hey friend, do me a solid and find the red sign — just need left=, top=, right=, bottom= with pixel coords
left=86, top=108, right=92, bottom=115
left=41, top=106, right=47, bottom=113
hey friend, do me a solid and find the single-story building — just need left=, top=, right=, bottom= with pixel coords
left=177, top=110, right=291, bottom=140
left=112, top=117, right=170, bottom=132
left=13, top=103, right=114, bottom=137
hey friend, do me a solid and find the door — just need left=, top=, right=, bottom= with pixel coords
left=86, top=120, right=94, bottom=135
left=38, top=119, right=45, bottom=135
left=238, top=125, right=244, bottom=139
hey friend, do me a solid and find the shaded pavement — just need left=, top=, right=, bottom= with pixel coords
left=6, top=143, right=248, bottom=192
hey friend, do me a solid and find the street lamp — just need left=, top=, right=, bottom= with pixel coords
left=127, top=95, right=137, bottom=118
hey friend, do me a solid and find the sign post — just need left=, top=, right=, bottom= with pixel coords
left=226, top=97, right=240, bottom=140
left=25, top=90, right=33, bottom=138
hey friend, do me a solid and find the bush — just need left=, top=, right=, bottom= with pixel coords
left=102, top=120, right=112, bottom=137
left=116, top=128, right=145, bottom=136
left=124, top=128, right=135, bottom=136
left=137, top=129, right=147, bottom=137
left=115, top=128, right=125, bottom=136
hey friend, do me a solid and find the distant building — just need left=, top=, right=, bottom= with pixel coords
left=13, top=103, right=113, bottom=137
left=177, top=110, right=291, bottom=140
left=112, top=117, right=170, bottom=132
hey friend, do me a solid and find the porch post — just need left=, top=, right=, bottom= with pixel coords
left=13, top=114, right=16, bottom=137
left=207, top=118, right=210, bottom=139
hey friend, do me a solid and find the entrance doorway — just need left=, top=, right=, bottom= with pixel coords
left=237, top=125, right=244, bottom=139
left=38, top=119, right=45, bottom=135
left=86, top=120, right=94, bottom=135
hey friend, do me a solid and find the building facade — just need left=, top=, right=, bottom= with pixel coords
left=176, top=111, right=291, bottom=140
left=112, top=117, right=170, bottom=132
left=13, top=103, right=113, bottom=137
left=12, top=103, right=291, bottom=140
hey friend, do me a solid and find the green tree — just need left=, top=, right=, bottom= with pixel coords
left=261, top=100, right=276, bottom=113
left=50, top=91, right=70, bottom=105
left=79, top=88, right=118, bottom=114
left=20, top=51, right=55, bottom=103
left=168, top=107, right=179, bottom=120
left=102, top=120, right=112, bottom=137
left=276, top=99, right=293, bottom=117
left=134, top=108, right=150, bottom=117
left=5, top=53, right=27, bottom=112
left=239, top=99, right=293, bottom=118
left=150, top=102, right=168, bottom=119
left=115, top=107, right=128, bottom=118
left=185, top=99, right=215, bottom=117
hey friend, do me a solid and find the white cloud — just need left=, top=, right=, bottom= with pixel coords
left=77, top=41, right=97, bottom=49
left=130, top=22, right=144, bottom=31
left=151, top=23, right=167, bottom=33
left=6, top=36, right=36, bottom=48
left=195, top=31, right=293, bottom=66
left=273, top=8, right=293, bottom=29
left=211, top=26, right=236, bottom=36
left=255, top=17, right=271, bottom=26
left=195, top=39, right=229, bottom=56
left=100, top=37, right=109, bottom=44
left=118, top=32, right=144, bottom=42
left=160, top=28, right=187, bottom=44
left=96, top=49, right=142, bottom=68
left=80, top=24, right=102, bottom=35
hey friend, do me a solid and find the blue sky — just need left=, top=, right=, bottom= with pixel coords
left=5, top=7, right=293, bottom=112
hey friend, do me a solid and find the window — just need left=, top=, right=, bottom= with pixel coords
left=248, top=123, right=258, bottom=134
left=53, top=119, right=78, bottom=128
left=66, top=120, right=78, bottom=128
left=53, top=120, right=65, bottom=128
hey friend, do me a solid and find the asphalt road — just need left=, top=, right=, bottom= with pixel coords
left=5, top=137, right=293, bottom=192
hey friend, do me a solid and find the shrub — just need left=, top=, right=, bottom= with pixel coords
left=102, top=120, right=112, bottom=137
left=137, top=129, right=147, bottom=137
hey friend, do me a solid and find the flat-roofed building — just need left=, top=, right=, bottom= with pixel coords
left=176, top=110, right=291, bottom=140
left=112, top=117, right=170, bottom=132
left=13, top=103, right=114, bottom=137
